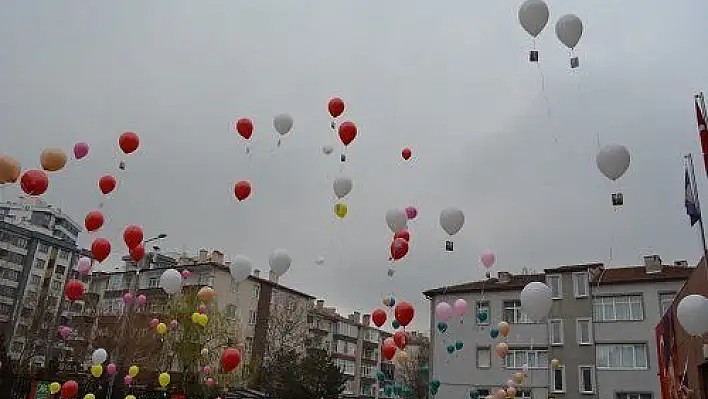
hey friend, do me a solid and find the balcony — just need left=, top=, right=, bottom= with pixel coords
left=309, top=321, right=330, bottom=334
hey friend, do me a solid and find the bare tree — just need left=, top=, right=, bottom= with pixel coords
left=264, top=292, right=309, bottom=359
left=396, top=340, right=430, bottom=399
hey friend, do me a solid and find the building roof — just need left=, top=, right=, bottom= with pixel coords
left=0, top=220, right=89, bottom=253
left=423, top=264, right=694, bottom=297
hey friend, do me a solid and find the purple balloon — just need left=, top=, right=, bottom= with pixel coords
left=124, top=375, right=133, bottom=386
left=405, top=206, right=418, bottom=220
left=73, top=142, right=89, bottom=160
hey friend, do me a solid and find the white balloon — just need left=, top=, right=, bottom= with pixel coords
left=385, top=209, right=408, bottom=233
left=677, top=294, right=708, bottom=336
left=273, top=114, right=294, bottom=136
left=322, top=145, right=334, bottom=155
left=520, top=282, right=552, bottom=322
left=596, top=144, right=631, bottom=181
left=555, top=14, right=583, bottom=49
left=92, top=348, right=108, bottom=365
left=439, top=207, right=465, bottom=236
left=230, top=255, right=252, bottom=283
left=159, top=268, right=183, bottom=295
left=314, top=257, right=325, bottom=265
left=333, top=176, right=353, bottom=199
left=518, top=0, right=549, bottom=38
left=269, top=249, right=292, bottom=277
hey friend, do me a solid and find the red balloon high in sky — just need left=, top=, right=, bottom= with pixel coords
left=328, top=97, right=345, bottom=118
left=123, top=225, right=143, bottom=250
left=338, top=121, right=357, bottom=146
left=91, top=238, right=111, bottom=262
left=85, top=211, right=104, bottom=232
left=234, top=180, right=252, bottom=201
left=394, top=302, right=415, bottom=327
left=371, top=309, right=387, bottom=327
left=20, top=169, right=49, bottom=196
left=390, top=238, right=409, bottom=261
left=221, top=348, right=242, bottom=372
left=99, top=175, right=117, bottom=195
left=64, top=280, right=85, bottom=302
left=402, top=147, right=412, bottom=160
left=119, top=131, right=140, bottom=154
left=236, top=118, right=254, bottom=140
left=130, top=244, right=145, bottom=262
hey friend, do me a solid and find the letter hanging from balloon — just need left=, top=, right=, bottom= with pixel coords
left=439, top=207, right=464, bottom=251
left=518, top=0, right=550, bottom=62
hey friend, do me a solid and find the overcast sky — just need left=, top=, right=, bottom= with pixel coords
left=1, top=0, right=707, bottom=332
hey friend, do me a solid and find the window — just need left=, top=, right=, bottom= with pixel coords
left=245, top=336, right=253, bottom=354
left=148, top=278, right=158, bottom=288
left=596, top=344, right=648, bottom=370
left=573, top=272, right=589, bottom=297
left=108, top=275, right=123, bottom=290
left=593, top=295, right=644, bottom=322
left=334, top=359, right=356, bottom=375
left=547, top=275, right=562, bottom=299
left=336, top=340, right=357, bottom=355
left=551, top=366, right=565, bottom=393
left=252, top=285, right=260, bottom=298
left=38, top=243, right=49, bottom=253
left=225, top=304, right=238, bottom=319
left=31, top=212, right=52, bottom=228
left=476, top=301, right=490, bottom=325
left=50, top=281, right=62, bottom=291
left=248, top=310, right=257, bottom=325
left=476, top=347, right=491, bottom=368
left=58, top=250, right=69, bottom=260
left=1, top=268, right=19, bottom=282
left=34, top=259, right=46, bottom=269
left=549, top=319, right=563, bottom=345
left=54, top=265, right=66, bottom=275
left=0, top=303, right=12, bottom=315
left=659, top=292, right=675, bottom=316
left=616, top=394, right=652, bottom=399
left=516, top=390, right=532, bottom=399
left=360, top=364, right=373, bottom=378
left=505, top=348, right=548, bottom=369
left=579, top=365, right=595, bottom=393
left=30, top=275, right=41, bottom=286
left=503, top=300, right=531, bottom=324
left=577, top=318, right=593, bottom=345
left=230, top=281, right=239, bottom=293
left=14, top=237, right=28, bottom=249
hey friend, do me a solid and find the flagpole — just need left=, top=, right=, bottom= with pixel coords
left=697, top=92, right=708, bottom=121
left=686, top=153, right=708, bottom=259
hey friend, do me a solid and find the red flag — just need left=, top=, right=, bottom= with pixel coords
left=696, top=100, right=708, bottom=174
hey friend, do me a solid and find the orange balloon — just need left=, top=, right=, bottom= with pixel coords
left=496, top=342, right=509, bottom=358
left=0, top=155, right=21, bottom=184
left=498, top=321, right=511, bottom=337
left=40, top=148, right=67, bottom=172
left=495, top=389, right=507, bottom=399
left=506, top=387, right=517, bottom=397
left=513, top=372, right=524, bottom=384
left=197, top=286, right=216, bottom=303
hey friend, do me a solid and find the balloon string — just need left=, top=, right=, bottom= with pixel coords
left=570, top=52, right=600, bottom=150
left=535, top=62, right=555, bottom=142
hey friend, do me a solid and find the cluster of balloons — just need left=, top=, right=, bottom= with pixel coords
left=326, top=97, right=358, bottom=156
left=518, top=0, right=584, bottom=65
left=333, top=175, right=352, bottom=219
left=434, top=299, right=468, bottom=356
left=375, top=301, right=415, bottom=365
left=386, top=207, right=416, bottom=263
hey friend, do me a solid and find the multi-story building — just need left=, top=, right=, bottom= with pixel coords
left=423, top=255, right=693, bottom=399
left=308, top=300, right=389, bottom=399
left=0, top=197, right=81, bottom=243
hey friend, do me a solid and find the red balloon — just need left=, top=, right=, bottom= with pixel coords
left=221, top=347, right=242, bottom=372
left=234, top=180, right=252, bottom=201
left=130, top=244, right=145, bottom=262
left=84, top=211, right=104, bottom=232
left=64, top=280, right=85, bottom=302
left=20, top=169, right=49, bottom=196
left=236, top=118, right=254, bottom=140
left=394, top=230, right=410, bottom=243
left=382, top=343, right=397, bottom=361
left=123, top=225, right=144, bottom=250
left=91, top=238, right=111, bottom=262
left=338, top=121, right=357, bottom=146
left=328, top=97, right=345, bottom=118
left=393, top=330, right=409, bottom=350
left=99, top=175, right=117, bottom=195
left=390, top=238, right=409, bottom=261
left=394, top=302, right=415, bottom=327
left=402, top=147, right=412, bottom=160
left=371, top=309, right=387, bottom=327
left=119, top=131, right=140, bottom=154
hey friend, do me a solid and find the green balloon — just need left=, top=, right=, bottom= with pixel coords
left=392, top=320, right=401, bottom=329
left=376, top=371, right=385, bottom=381
left=446, top=344, right=455, bottom=354
left=477, top=310, right=488, bottom=322
left=436, top=321, right=448, bottom=333
left=455, top=340, right=464, bottom=350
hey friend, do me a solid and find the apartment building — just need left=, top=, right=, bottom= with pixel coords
left=0, top=197, right=81, bottom=243
left=423, top=255, right=693, bottom=399
left=308, top=299, right=390, bottom=399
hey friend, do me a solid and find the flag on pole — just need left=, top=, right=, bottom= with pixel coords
left=695, top=100, right=708, bottom=174
left=686, top=166, right=701, bottom=226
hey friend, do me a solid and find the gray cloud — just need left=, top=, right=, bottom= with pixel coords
left=1, top=0, right=707, bottom=331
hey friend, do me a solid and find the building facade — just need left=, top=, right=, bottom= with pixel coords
left=0, top=197, right=81, bottom=243
left=423, top=255, right=693, bottom=399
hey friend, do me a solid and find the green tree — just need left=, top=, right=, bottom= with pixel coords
left=300, top=348, right=347, bottom=399
left=260, top=348, right=346, bottom=399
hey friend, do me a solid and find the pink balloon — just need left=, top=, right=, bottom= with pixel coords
left=170, top=319, right=179, bottom=330
left=507, top=379, right=515, bottom=388
left=59, top=326, right=72, bottom=340
left=206, top=378, right=215, bottom=386
left=203, top=366, right=212, bottom=375
left=107, top=363, right=117, bottom=375
left=73, top=142, right=89, bottom=160
left=198, top=304, right=207, bottom=314
left=481, top=251, right=496, bottom=268
left=124, top=375, right=133, bottom=386
left=123, top=292, right=133, bottom=304
left=77, top=257, right=92, bottom=276
left=405, top=206, right=418, bottom=220
left=453, top=299, right=468, bottom=317
left=435, top=302, right=453, bottom=322
left=149, top=318, right=159, bottom=328
left=137, top=294, right=147, bottom=305
left=181, top=269, right=191, bottom=278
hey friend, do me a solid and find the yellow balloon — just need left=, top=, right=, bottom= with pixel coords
left=197, top=313, right=209, bottom=327
left=49, top=382, right=61, bottom=394
left=191, top=312, right=200, bottom=324
left=551, top=358, right=560, bottom=368
left=334, top=202, right=348, bottom=218
left=90, top=364, right=103, bottom=378
left=125, top=396, right=136, bottom=399
left=158, top=372, right=171, bottom=388
left=128, top=365, right=139, bottom=377
left=84, top=394, right=96, bottom=399
left=156, top=322, right=167, bottom=335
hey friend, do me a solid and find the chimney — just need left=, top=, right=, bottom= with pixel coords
left=198, top=249, right=208, bottom=263
left=643, top=255, right=662, bottom=273
left=316, top=299, right=324, bottom=309
left=351, top=312, right=361, bottom=324
left=674, top=260, right=689, bottom=267
left=269, top=270, right=279, bottom=284
left=211, top=250, right=224, bottom=265
left=362, top=314, right=371, bottom=327
left=498, top=271, right=512, bottom=283
left=253, top=269, right=260, bottom=278
left=224, top=260, right=231, bottom=268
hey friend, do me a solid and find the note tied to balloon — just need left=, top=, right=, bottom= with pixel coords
left=446, top=240, right=454, bottom=252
